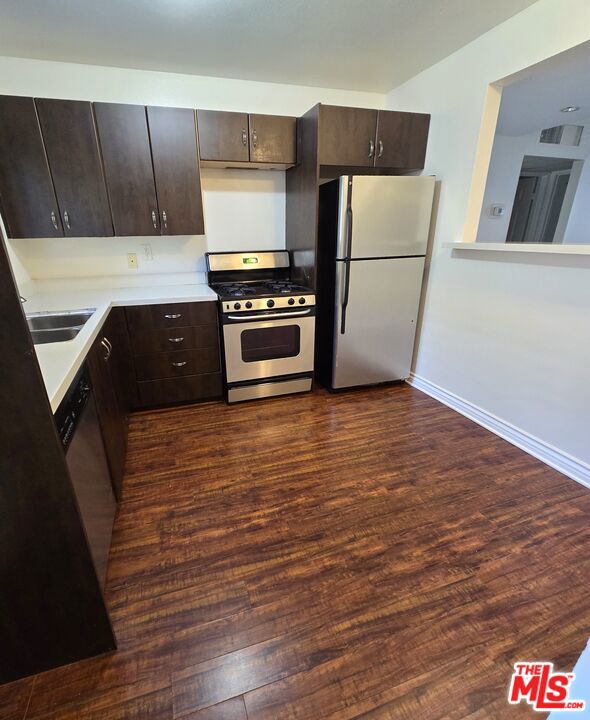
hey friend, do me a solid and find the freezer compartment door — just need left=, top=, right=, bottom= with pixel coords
left=336, top=175, right=435, bottom=259
left=332, top=257, right=425, bottom=388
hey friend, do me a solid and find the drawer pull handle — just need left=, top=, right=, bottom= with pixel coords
left=164, top=313, right=182, bottom=319
left=172, top=361, right=187, bottom=367
left=168, top=336, right=184, bottom=343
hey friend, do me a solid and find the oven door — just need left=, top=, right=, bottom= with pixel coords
left=223, top=310, right=315, bottom=383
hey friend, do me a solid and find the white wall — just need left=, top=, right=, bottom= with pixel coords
left=386, top=0, right=590, bottom=467
left=0, top=56, right=384, bottom=287
left=477, top=125, right=590, bottom=244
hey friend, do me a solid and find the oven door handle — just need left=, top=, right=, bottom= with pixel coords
left=227, top=309, right=312, bottom=321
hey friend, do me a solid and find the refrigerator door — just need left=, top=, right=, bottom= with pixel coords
left=332, top=256, right=425, bottom=388
left=336, top=175, right=435, bottom=259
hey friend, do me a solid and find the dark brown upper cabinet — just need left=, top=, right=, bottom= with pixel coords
left=249, top=114, right=297, bottom=164
left=316, top=104, right=429, bottom=172
left=374, top=110, right=430, bottom=169
left=197, top=110, right=249, bottom=163
left=147, top=106, right=204, bottom=235
left=0, top=95, right=63, bottom=239
left=197, top=110, right=296, bottom=168
left=286, top=103, right=431, bottom=292
left=318, top=106, right=378, bottom=167
left=36, top=99, right=113, bottom=237
left=94, top=102, right=160, bottom=236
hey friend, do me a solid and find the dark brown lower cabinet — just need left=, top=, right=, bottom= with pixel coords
left=126, top=301, right=222, bottom=407
left=134, top=347, right=220, bottom=382
left=87, top=308, right=133, bottom=500
left=137, top=373, right=223, bottom=406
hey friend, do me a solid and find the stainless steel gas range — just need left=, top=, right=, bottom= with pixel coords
left=206, top=251, right=316, bottom=403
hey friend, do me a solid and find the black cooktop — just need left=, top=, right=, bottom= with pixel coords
left=211, top=280, right=313, bottom=299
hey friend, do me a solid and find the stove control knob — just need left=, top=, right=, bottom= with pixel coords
left=267, top=299, right=275, bottom=308
left=288, top=298, right=295, bottom=305
left=233, top=302, right=241, bottom=310
left=299, top=297, right=306, bottom=304
left=245, top=301, right=253, bottom=309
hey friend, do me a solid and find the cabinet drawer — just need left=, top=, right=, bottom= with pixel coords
left=130, top=324, right=218, bottom=355
left=126, top=302, right=217, bottom=334
left=136, top=372, right=222, bottom=406
left=134, top=348, right=220, bottom=381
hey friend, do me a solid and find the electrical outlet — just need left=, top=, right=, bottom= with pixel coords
left=127, top=252, right=138, bottom=269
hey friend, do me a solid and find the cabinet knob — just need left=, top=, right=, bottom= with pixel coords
left=151, top=210, right=158, bottom=230
left=50, top=211, right=59, bottom=230
left=172, top=361, right=187, bottom=368
left=168, top=336, right=184, bottom=343
left=162, top=209, right=168, bottom=231
left=164, top=313, right=182, bottom=320
left=368, top=139, right=375, bottom=158
left=378, top=139, right=384, bottom=158
left=241, top=128, right=247, bottom=146
left=63, top=211, right=71, bottom=230
left=251, top=129, right=258, bottom=148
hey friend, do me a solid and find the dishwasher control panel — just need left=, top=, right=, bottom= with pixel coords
left=54, top=365, right=92, bottom=451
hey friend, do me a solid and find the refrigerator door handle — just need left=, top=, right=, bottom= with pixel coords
left=340, top=257, right=351, bottom=334
left=340, top=178, right=354, bottom=334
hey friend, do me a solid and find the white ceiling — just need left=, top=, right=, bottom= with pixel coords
left=0, top=0, right=538, bottom=93
left=497, top=40, right=590, bottom=135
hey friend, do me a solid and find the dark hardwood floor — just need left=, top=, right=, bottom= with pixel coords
left=4, top=384, right=590, bottom=719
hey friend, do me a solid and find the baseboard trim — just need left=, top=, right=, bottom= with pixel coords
left=407, top=373, right=590, bottom=489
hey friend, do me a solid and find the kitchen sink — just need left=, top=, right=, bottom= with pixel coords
left=26, top=309, right=96, bottom=345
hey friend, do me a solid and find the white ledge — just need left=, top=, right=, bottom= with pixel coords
left=444, top=242, right=590, bottom=255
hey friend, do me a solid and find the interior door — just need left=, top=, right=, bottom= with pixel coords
left=337, top=175, right=435, bottom=259
left=249, top=114, right=297, bottom=164
left=318, top=106, right=378, bottom=167
left=94, top=102, right=159, bottom=236
left=147, top=106, right=205, bottom=235
left=0, top=95, right=63, bottom=238
left=197, top=110, right=249, bottom=163
left=374, top=110, right=430, bottom=169
left=332, top=257, right=425, bottom=388
left=506, top=175, right=539, bottom=243
left=36, top=99, right=113, bottom=237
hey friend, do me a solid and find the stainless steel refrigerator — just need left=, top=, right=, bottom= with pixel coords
left=316, top=174, right=435, bottom=390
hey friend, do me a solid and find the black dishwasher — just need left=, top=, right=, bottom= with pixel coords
left=54, top=365, right=116, bottom=588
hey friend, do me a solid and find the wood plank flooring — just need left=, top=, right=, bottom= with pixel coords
left=3, top=384, right=590, bottom=719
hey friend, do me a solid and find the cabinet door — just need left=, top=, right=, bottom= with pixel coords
left=374, top=111, right=430, bottom=169
left=0, top=95, right=62, bottom=238
left=318, top=106, right=378, bottom=167
left=36, top=99, right=113, bottom=237
left=147, top=106, right=205, bottom=235
left=87, top=309, right=132, bottom=501
left=249, top=114, right=297, bottom=164
left=93, top=102, right=159, bottom=236
left=197, top=110, right=249, bottom=162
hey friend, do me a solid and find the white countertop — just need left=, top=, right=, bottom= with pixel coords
left=25, top=283, right=218, bottom=413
